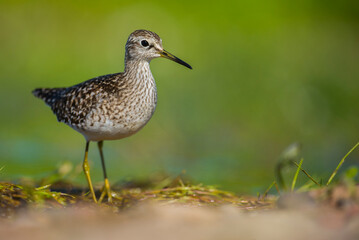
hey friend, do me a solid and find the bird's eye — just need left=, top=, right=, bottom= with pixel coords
left=141, top=40, right=149, bottom=47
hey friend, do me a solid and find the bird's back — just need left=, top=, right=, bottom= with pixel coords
left=32, top=73, right=123, bottom=128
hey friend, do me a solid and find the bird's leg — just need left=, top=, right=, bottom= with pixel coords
left=83, top=141, right=97, bottom=203
left=97, top=141, right=112, bottom=203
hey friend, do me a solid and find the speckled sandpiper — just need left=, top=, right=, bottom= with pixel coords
left=32, top=30, right=192, bottom=203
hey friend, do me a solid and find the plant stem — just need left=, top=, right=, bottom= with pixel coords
left=326, top=142, right=359, bottom=186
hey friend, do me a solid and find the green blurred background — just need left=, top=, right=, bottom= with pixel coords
left=0, top=0, right=358, bottom=193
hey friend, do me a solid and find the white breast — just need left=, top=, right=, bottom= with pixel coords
left=74, top=61, right=157, bottom=141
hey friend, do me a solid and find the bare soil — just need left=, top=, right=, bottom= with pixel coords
left=1, top=182, right=359, bottom=240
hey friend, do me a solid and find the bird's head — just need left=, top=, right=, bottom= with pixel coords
left=125, top=30, right=192, bottom=69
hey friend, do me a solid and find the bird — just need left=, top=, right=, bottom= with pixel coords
left=32, top=30, right=192, bottom=203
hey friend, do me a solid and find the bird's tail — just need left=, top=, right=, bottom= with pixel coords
left=32, top=88, right=66, bottom=106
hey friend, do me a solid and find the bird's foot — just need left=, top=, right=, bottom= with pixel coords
left=98, top=178, right=113, bottom=203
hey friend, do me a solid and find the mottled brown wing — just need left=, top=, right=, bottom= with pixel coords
left=33, top=73, right=122, bottom=128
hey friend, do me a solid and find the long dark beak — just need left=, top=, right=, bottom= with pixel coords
left=160, top=49, right=192, bottom=69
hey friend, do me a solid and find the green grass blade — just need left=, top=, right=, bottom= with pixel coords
left=326, top=142, right=359, bottom=186
left=263, top=181, right=280, bottom=199
left=297, top=181, right=315, bottom=192
left=291, top=161, right=321, bottom=186
left=291, top=158, right=303, bottom=191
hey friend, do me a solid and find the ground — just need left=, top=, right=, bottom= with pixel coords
left=1, top=180, right=359, bottom=240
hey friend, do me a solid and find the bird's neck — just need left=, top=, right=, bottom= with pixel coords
left=124, top=58, right=150, bottom=72
left=124, top=59, right=154, bottom=86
